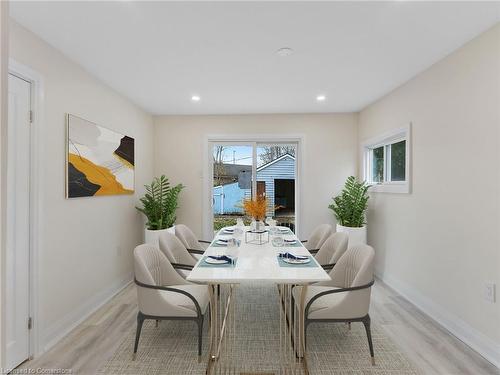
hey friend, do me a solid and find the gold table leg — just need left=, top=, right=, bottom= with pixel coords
left=206, top=283, right=235, bottom=375
left=298, top=284, right=309, bottom=375
left=278, top=283, right=310, bottom=375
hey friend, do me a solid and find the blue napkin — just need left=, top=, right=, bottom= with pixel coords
left=208, top=255, right=234, bottom=263
left=278, top=252, right=308, bottom=260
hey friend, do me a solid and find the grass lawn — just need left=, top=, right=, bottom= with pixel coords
left=213, top=214, right=295, bottom=232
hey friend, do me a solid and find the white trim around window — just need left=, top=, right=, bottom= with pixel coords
left=361, top=123, right=411, bottom=194
left=202, top=134, right=304, bottom=240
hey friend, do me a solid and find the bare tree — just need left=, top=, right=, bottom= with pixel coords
left=259, top=145, right=296, bottom=166
left=213, top=146, right=226, bottom=186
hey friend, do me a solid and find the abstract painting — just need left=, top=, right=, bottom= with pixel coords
left=66, top=114, right=134, bottom=198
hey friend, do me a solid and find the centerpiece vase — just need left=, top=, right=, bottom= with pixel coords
left=255, top=220, right=265, bottom=231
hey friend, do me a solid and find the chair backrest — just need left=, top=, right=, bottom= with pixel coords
left=305, top=224, right=333, bottom=250
left=134, top=243, right=186, bottom=286
left=314, top=232, right=348, bottom=265
left=175, top=224, right=204, bottom=251
left=134, top=244, right=190, bottom=316
left=329, top=244, right=374, bottom=288
left=316, top=244, right=374, bottom=318
left=159, top=231, right=197, bottom=266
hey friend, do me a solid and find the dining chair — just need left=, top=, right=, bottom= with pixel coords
left=159, top=231, right=198, bottom=278
left=175, top=224, right=210, bottom=257
left=313, top=232, right=348, bottom=271
left=293, top=244, right=376, bottom=365
left=133, top=244, right=209, bottom=358
left=302, top=224, right=333, bottom=253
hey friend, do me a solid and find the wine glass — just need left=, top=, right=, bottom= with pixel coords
left=236, top=217, right=244, bottom=228
left=226, top=238, right=239, bottom=261
left=233, top=227, right=243, bottom=246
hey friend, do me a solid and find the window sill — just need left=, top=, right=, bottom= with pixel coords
left=368, top=183, right=410, bottom=194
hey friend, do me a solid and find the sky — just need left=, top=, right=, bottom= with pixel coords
left=216, top=145, right=253, bottom=165
left=214, top=144, right=296, bottom=167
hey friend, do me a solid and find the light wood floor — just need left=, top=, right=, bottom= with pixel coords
left=18, top=278, right=499, bottom=375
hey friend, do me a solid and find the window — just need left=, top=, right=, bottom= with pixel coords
left=363, top=124, right=411, bottom=193
left=205, top=137, right=301, bottom=238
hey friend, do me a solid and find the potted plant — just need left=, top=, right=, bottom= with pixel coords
left=136, top=175, right=184, bottom=247
left=328, top=176, right=369, bottom=246
left=243, top=197, right=268, bottom=231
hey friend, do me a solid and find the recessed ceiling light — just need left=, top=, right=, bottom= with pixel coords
left=316, top=95, right=326, bottom=102
left=191, top=95, right=201, bottom=102
left=276, top=47, right=293, bottom=57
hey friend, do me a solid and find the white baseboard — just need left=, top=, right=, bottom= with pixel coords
left=376, top=269, right=500, bottom=369
left=40, top=273, right=133, bottom=354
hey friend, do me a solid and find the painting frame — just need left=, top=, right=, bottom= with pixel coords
left=65, top=114, right=135, bottom=199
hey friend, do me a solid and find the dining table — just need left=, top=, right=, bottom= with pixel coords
left=187, top=225, right=331, bottom=375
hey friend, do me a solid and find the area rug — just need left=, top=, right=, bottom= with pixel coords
left=98, top=282, right=418, bottom=374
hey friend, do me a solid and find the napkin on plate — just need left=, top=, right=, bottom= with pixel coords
left=208, top=255, right=234, bottom=263
left=278, top=252, right=308, bottom=260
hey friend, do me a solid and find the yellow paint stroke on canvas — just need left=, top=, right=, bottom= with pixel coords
left=68, top=153, right=133, bottom=195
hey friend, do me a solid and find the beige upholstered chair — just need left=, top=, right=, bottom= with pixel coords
left=175, top=224, right=210, bottom=257
left=314, top=232, right=348, bottom=271
left=302, top=224, right=333, bottom=253
left=293, top=245, right=376, bottom=365
left=159, top=231, right=198, bottom=278
left=133, top=244, right=209, bottom=358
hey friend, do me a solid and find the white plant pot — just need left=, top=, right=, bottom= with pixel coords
left=336, top=224, right=367, bottom=247
left=144, top=226, right=175, bottom=249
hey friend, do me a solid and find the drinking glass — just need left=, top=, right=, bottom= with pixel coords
left=268, top=218, right=277, bottom=235
left=226, top=238, right=239, bottom=260
left=236, top=217, right=244, bottom=228
left=233, top=227, right=243, bottom=245
left=272, top=234, right=284, bottom=247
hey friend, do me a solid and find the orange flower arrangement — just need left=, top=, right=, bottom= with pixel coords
left=243, top=197, right=268, bottom=221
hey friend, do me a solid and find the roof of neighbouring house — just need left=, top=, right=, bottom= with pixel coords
left=257, top=153, right=295, bottom=172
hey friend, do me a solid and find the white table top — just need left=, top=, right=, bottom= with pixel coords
left=187, top=226, right=331, bottom=284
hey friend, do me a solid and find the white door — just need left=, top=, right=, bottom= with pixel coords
left=6, top=73, right=32, bottom=369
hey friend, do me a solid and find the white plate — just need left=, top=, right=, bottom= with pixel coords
left=215, top=239, right=228, bottom=246
left=282, top=257, right=310, bottom=264
left=205, top=257, right=230, bottom=265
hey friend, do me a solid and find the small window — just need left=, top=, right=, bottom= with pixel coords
left=371, top=146, right=384, bottom=183
left=363, top=124, right=411, bottom=193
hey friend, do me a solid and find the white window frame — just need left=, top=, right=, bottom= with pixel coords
left=362, top=123, right=411, bottom=194
left=203, top=134, right=304, bottom=240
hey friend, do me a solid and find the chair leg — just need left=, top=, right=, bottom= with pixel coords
left=304, top=321, right=308, bottom=352
left=133, top=312, right=145, bottom=360
left=197, top=317, right=204, bottom=357
left=362, top=315, right=375, bottom=365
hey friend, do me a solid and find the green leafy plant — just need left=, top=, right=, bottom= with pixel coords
left=328, top=176, right=369, bottom=228
left=136, top=175, right=184, bottom=230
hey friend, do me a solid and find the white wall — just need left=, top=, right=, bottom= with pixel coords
left=154, top=114, right=358, bottom=239
left=358, top=24, right=500, bottom=365
left=0, top=2, right=8, bottom=367
left=9, top=21, right=155, bottom=354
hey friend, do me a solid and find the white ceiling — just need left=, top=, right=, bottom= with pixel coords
left=10, top=2, right=500, bottom=115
